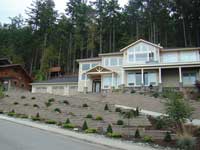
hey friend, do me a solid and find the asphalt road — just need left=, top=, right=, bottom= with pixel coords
left=0, top=119, right=118, bottom=150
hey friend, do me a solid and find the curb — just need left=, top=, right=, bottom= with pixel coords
left=0, top=115, right=159, bottom=150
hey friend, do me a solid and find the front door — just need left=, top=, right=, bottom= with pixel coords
left=93, top=80, right=101, bottom=93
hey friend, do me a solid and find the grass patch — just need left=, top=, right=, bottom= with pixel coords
left=45, top=120, right=57, bottom=124
left=62, top=123, right=75, bottom=129
left=107, top=132, right=122, bottom=138
left=85, top=128, right=97, bottom=134
left=95, top=116, right=103, bottom=121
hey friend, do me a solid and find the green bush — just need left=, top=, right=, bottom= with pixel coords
left=164, top=131, right=172, bottom=142
left=31, top=97, right=36, bottom=100
left=36, top=112, right=40, bottom=118
left=31, top=115, right=41, bottom=121
left=54, top=108, right=61, bottom=113
left=63, top=100, right=69, bottom=105
left=85, top=128, right=97, bottom=133
left=143, top=135, right=153, bottom=143
left=45, top=120, right=57, bottom=124
left=33, top=104, right=39, bottom=108
left=104, top=104, right=109, bottom=110
left=62, top=123, right=75, bottom=129
left=155, top=117, right=166, bottom=129
left=13, top=102, right=19, bottom=105
left=131, top=89, right=136, bottom=94
left=82, top=120, right=88, bottom=131
left=18, top=114, right=28, bottom=119
left=107, top=132, right=122, bottom=138
left=95, top=116, right=103, bottom=121
left=176, top=134, right=196, bottom=150
left=0, top=110, right=4, bottom=114
left=65, top=118, right=70, bottom=124
left=21, top=96, right=26, bottom=99
left=115, top=107, right=121, bottom=113
left=82, top=103, right=88, bottom=107
left=117, top=120, right=124, bottom=125
left=45, top=102, right=52, bottom=107
left=152, top=92, right=159, bottom=98
left=0, top=85, right=4, bottom=98
left=8, top=110, right=16, bottom=117
left=106, top=124, right=113, bottom=133
left=135, top=128, right=141, bottom=138
left=48, top=98, right=55, bottom=103
left=86, top=114, right=93, bottom=118
left=162, top=90, right=183, bottom=100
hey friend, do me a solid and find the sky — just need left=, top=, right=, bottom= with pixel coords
left=0, top=0, right=128, bottom=24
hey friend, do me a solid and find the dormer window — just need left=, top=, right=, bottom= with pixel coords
left=149, top=52, right=154, bottom=61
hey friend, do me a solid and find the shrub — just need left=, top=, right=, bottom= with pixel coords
left=18, top=114, right=28, bottom=119
left=48, top=98, right=55, bottom=103
left=107, top=132, right=122, bottom=138
left=45, top=120, right=57, bottom=124
left=8, top=110, right=16, bottom=117
left=104, top=104, right=109, bottom=110
left=143, top=135, right=153, bottom=143
left=31, top=113, right=40, bottom=121
left=54, top=108, right=61, bottom=113
left=176, top=134, right=196, bottom=150
left=135, top=128, right=141, bottom=138
left=62, top=123, right=75, bottom=129
left=85, top=128, right=97, bottom=134
left=117, top=120, right=124, bottom=125
left=0, top=110, right=4, bottom=114
left=82, top=103, right=88, bottom=107
left=86, top=114, right=93, bottom=118
left=36, top=112, right=40, bottom=118
left=65, top=118, right=70, bottom=124
left=57, top=122, right=63, bottom=126
left=21, top=96, right=26, bottom=99
left=131, top=89, right=136, bottom=94
left=95, top=116, right=103, bottom=121
left=82, top=121, right=88, bottom=131
left=0, top=85, right=4, bottom=98
left=33, top=104, right=39, bottom=108
left=155, top=117, right=166, bottom=129
left=107, top=124, right=113, bottom=133
left=31, top=97, right=36, bottom=100
left=63, top=100, right=69, bottom=105
left=45, top=102, right=51, bottom=107
left=115, top=107, right=121, bottom=113
left=152, top=92, right=159, bottom=98
left=164, top=131, right=172, bottom=142
left=13, top=102, right=19, bottom=105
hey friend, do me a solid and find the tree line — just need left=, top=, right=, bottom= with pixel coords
left=0, top=0, right=199, bottom=79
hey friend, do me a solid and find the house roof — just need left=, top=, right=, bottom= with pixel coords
left=0, top=64, right=32, bottom=81
left=32, top=76, right=78, bottom=84
left=120, top=39, right=163, bottom=52
left=162, top=47, right=200, bottom=52
left=76, top=57, right=101, bottom=62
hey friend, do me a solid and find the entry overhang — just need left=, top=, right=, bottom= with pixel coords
left=86, top=65, right=117, bottom=75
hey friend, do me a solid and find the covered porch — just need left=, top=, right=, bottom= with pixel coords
left=84, top=65, right=117, bottom=93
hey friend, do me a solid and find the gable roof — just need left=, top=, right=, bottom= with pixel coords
left=120, top=39, right=163, bottom=52
left=86, top=65, right=115, bottom=74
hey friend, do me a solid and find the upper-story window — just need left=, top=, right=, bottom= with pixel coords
left=91, top=63, right=98, bottom=68
left=135, top=53, right=148, bottom=61
left=103, top=57, right=122, bottom=67
left=180, top=51, right=197, bottom=62
left=82, top=64, right=90, bottom=71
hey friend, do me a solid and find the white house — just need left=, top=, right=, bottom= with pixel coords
left=77, top=39, right=200, bottom=93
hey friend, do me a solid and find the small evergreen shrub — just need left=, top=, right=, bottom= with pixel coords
left=21, top=96, right=26, bottom=99
left=117, top=120, right=124, bottom=125
left=107, top=132, right=122, bottom=138
left=8, top=110, right=16, bottom=116
left=104, top=104, right=109, bottom=110
left=82, top=103, right=88, bottom=107
left=115, top=107, right=121, bottom=113
left=85, top=128, right=97, bottom=133
left=48, top=98, right=55, bottom=103
left=13, top=102, right=19, bottom=105
left=86, top=114, right=93, bottom=118
left=33, top=104, right=39, bottom=108
left=45, top=102, right=51, bottom=107
left=106, top=124, right=113, bottom=133
left=164, top=131, right=172, bottom=142
left=31, top=113, right=40, bottom=121
left=131, top=89, right=136, bottom=94
left=65, top=118, right=70, bottom=124
left=62, top=123, right=75, bottom=129
left=54, top=108, right=61, bottom=113
left=95, top=116, right=103, bottom=121
left=31, top=97, right=36, bottom=100
left=134, top=128, right=141, bottom=138
left=143, top=135, right=153, bottom=143
left=135, top=107, right=140, bottom=116
left=63, top=100, right=69, bottom=105
left=152, top=92, right=159, bottom=98
left=36, top=112, right=40, bottom=118
left=82, top=120, right=88, bottom=131
left=45, top=120, right=57, bottom=124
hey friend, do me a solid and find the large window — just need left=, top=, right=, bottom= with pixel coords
left=127, top=73, right=134, bottom=86
left=81, top=74, right=87, bottom=80
left=103, top=57, right=122, bottom=67
left=180, top=51, right=197, bottom=62
left=82, top=64, right=90, bottom=71
left=110, top=58, right=118, bottom=66
left=135, top=53, right=148, bottom=61
left=183, top=72, right=196, bottom=85
left=162, top=52, right=178, bottom=63
left=103, top=75, right=112, bottom=89
left=135, top=73, right=142, bottom=86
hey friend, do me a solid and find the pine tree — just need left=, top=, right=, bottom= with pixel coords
left=82, top=120, right=88, bottom=131
left=106, top=124, right=113, bottom=133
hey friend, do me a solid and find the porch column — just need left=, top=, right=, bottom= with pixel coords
left=158, top=67, right=162, bottom=92
left=141, top=68, right=144, bottom=86
left=121, top=70, right=125, bottom=85
left=179, top=67, right=183, bottom=91
left=84, top=73, right=88, bottom=93
left=111, top=72, right=114, bottom=87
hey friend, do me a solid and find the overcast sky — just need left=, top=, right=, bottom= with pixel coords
left=0, top=0, right=128, bottom=24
